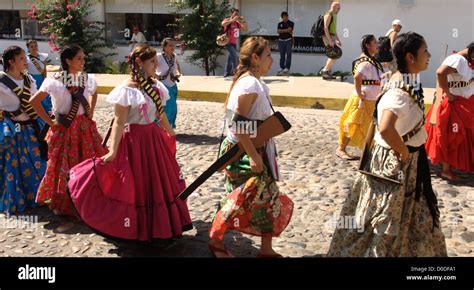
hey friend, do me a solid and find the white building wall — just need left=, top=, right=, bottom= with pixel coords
left=335, top=0, right=473, bottom=87
left=1, top=0, right=472, bottom=87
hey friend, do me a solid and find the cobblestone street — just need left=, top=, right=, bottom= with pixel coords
left=1, top=98, right=473, bottom=257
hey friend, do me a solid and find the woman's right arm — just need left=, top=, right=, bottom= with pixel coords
left=378, top=110, right=409, bottom=162
left=436, top=64, right=457, bottom=101
left=354, top=71, right=365, bottom=99
left=101, top=104, right=130, bottom=163
left=30, top=91, right=57, bottom=127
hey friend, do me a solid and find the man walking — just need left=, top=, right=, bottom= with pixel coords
left=320, top=1, right=342, bottom=80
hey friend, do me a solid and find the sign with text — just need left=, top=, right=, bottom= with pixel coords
left=240, top=35, right=326, bottom=54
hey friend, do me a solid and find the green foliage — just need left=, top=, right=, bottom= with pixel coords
left=105, top=59, right=130, bottom=74
left=29, top=0, right=116, bottom=73
left=169, top=0, right=232, bottom=75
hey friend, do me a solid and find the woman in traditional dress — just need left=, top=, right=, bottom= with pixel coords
left=0, top=46, right=47, bottom=214
left=425, top=43, right=474, bottom=180
left=68, top=44, right=192, bottom=241
left=327, top=32, right=447, bottom=257
left=208, top=36, right=294, bottom=258
left=30, top=44, right=108, bottom=232
left=336, top=34, right=383, bottom=160
left=26, top=40, right=52, bottom=114
left=155, top=38, right=182, bottom=129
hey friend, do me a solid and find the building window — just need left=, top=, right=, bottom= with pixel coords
left=0, top=10, right=20, bottom=39
left=105, top=13, right=177, bottom=47
left=0, top=10, right=48, bottom=40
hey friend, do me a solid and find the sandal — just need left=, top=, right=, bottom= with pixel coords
left=208, top=244, right=233, bottom=258
left=335, top=151, right=359, bottom=161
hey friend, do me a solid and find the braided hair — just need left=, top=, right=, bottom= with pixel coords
left=128, top=44, right=157, bottom=82
left=392, top=32, right=425, bottom=74
left=60, top=44, right=83, bottom=72
left=358, top=34, right=383, bottom=73
left=2, top=46, right=24, bottom=72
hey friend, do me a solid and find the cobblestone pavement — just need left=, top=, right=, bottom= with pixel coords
left=1, top=98, right=473, bottom=257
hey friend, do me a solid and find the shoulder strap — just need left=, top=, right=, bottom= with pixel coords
left=373, top=81, right=425, bottom=142
left=55, top=73, right=90, bottom=127
left=29, top=54, right=46, bottom=77
left=325, top=12, right=333, bottom=26
left=0, top=72, right=20, bottom=92
left=0, top=73, right=38, bottom=120
left=352, top=56, right=384, bottom=76
left=133, top=69, right=165, bottom=116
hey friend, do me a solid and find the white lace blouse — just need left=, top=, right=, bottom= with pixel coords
left=106, top=81, right=170, bottom=125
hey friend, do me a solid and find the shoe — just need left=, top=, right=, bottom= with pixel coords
left=277, top=69, right=284, bottom=76
left=224, top=76, right=232, bottom=81
left=282, top=68, right=289, bottom=73
left=321, top=70, right=335, bottom=80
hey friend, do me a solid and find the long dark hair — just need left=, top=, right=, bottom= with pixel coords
left=60, top=44, right=83, bottom=71
left=467, top=42, right=474, bottom=64
left=2, top=46, right=24, bottom=72
left=361, top=34, right=376, bottom=56
left=392, top=32, right=425, bottom=74
left=223, top=36, right=269, bottom=110
left=360, top=34, right=382, bottom=72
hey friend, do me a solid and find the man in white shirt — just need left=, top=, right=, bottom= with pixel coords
left=129, top=26, right=147, bottom=52
left=381, top=19, right=403, bottom=73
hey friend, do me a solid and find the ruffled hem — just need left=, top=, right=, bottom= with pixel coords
left=68, top=123, right=192, bottom=241
left=0, top=120, right=46, bottom=214
left=425, top=95, right=474, bottom=171
left=339, top=93, right=376, bottom=149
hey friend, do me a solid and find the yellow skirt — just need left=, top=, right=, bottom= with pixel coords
left=338, top=93, right=376, bottom=150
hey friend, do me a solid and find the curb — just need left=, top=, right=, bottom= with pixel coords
left=97, top=86, right=433, bottom=111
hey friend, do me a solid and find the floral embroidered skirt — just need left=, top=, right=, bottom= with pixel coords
left=209, top=138, right=293, bottom=240
left=327, top=143, right=447, bottom=257
left=0, top=119, right=46, bottom=214
left=35, top=115, right=108, bottom=216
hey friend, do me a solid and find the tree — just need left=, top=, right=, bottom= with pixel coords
left=169, top=0, right=232, bottom=76
left=29, top=0, right=115, bottom=73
